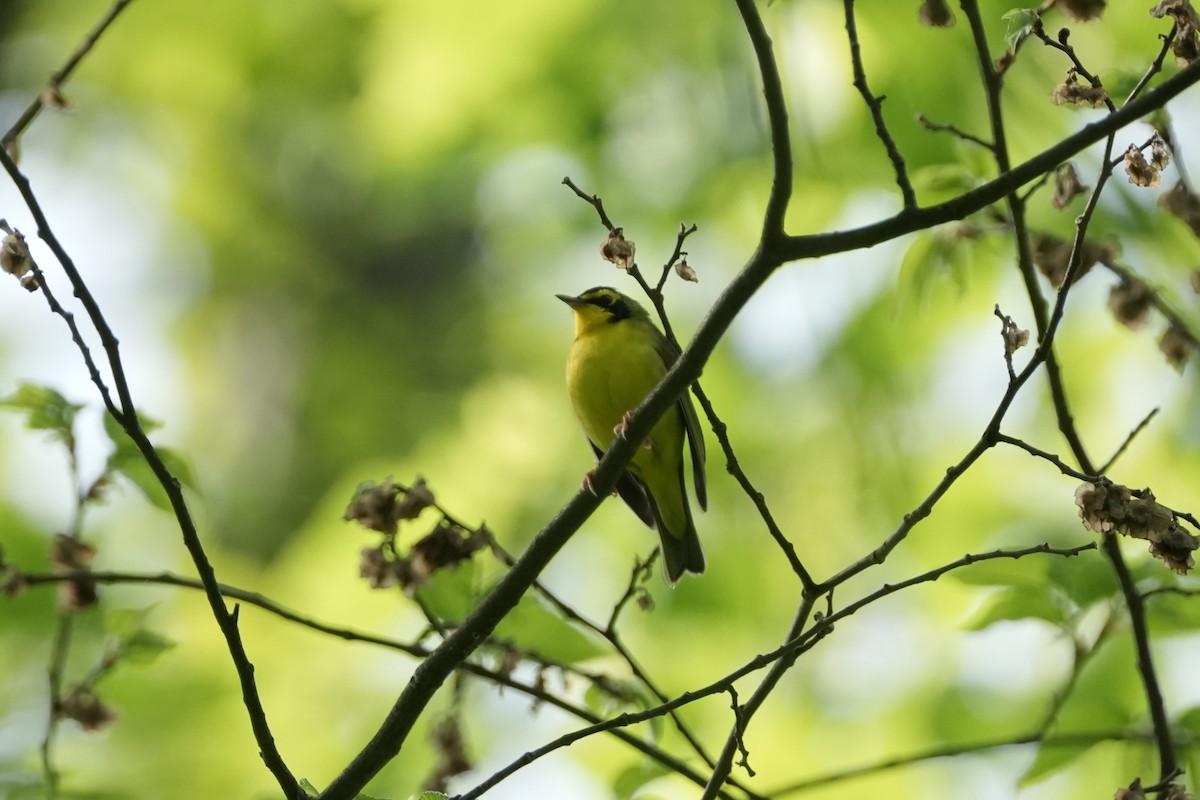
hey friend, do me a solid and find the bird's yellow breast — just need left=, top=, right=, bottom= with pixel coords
left=565, top=317, right=681, bottom=464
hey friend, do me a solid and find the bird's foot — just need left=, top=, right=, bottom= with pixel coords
left=613, top=412, right=653, bottom=449
left=612, top=411, right=634, bottom=439
left=582, top=470, right=619, bottom=497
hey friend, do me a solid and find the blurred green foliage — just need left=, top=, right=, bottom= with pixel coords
left=1, top=1, right=1199, bottom=799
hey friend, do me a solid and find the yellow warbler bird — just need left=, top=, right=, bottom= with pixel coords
left=557, top=287, right=707, bottom=584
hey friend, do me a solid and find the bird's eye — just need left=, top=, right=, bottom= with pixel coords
left=595, top=294, right=613, bottom=307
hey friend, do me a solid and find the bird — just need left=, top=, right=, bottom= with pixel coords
left=557, top=286, right=707, bottom=584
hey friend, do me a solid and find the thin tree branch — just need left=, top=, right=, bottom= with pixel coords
left=735, top=0, right=793, bottom=241
left=995, top=433, right=1093, bottom=480
left=843, top=0, right=917, bottom=209
left=1099, top=407, right=1160, bottom=474
left=917, top=113, right=994, bottom=151
left=768, top=729, right=1165, bottom=795
left=2, top=0, right=138, bottom=156
left=40, top=614, right=73, bottom=800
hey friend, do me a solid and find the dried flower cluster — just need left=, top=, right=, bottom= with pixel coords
left=0, top=229, right=40, bottom=291
left=1115, top=777, right=1197, bottom=800
left=1031, top=234, right=1116, bottom=286
left=600, top=228, right=637, bottom=271
left=345, top=478, right=488, bottom=593
left=1075, top=480, right=1199, bottom=573
left=1151, top=0, right=1200, bottom=64
left=997, top=309, right=1030, bottom=355
left=1052, top=163, right=1089, bottom=209
left=423, top=715, right=474, bottom=793
left=1051, top=68, right=1108, bottom=107
left=1124, top=137, right=1172, bottom=187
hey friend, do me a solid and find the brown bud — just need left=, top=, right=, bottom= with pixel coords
left=1159, top=323, right=1196, bottom=372
left=675, top=259, right=698, bottom=283
left=56, top=688, right=118, bottom=732
left=1060, top=0, right=1107, bottom=22
left=1, top=231, right=32, bottom=278
left=1161, top=182, right=1200, bottom=238
left=1107, top=279, right=1155, bottom=330
left=918, top=0, right=956, bottom=27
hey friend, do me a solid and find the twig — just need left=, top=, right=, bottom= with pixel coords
left=40, top=614, right=73, bottom=800
left=1126, top=24, right=1178, bottom=106
left=655, top=222, right=698, bottom=295
left=917, top=113, right=994, bottom=151
left=727, top=686, right=754, bottom=776
left=1099, top=407, right=1160, bottom=474
left=692, top=381, right=815, bottom=588
left=2, top=0, right=139, bottom=156
left=561, top=176, right=616, bottom=231
left=767, top=729, right=1164, bottom=795
left=605, top=553, right=656, bottom=634
left=1102, top=533, right=1177, bottom=779
left=735, top=0, right=793, bottom=240
left=843, top=0, right=917, bottom=209
left=995, top=433, right=1093, bottom=481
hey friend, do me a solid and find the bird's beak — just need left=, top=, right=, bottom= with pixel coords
left=556, top=293, right=584, bottom=308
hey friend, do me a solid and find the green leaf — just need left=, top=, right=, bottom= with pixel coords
left=1046, top=553, right=1116, bottom=609
left=412, top=793, right=449, bottom=800
left=415, top=559, right=477, bottom=623
left=1021, top=632, right=1140, bottom=785
left=965, top=586, right=1066, bottom=630
left=298, top=778, right=320, bottom=798
left=492, top=591, right=607, bottom=665
left=1146, top=590, right=1200, bottom=635
left=1001, top=9, right=1040, bottom=52
left=613, top=760, right=669, bottom=798
left=104, top=608, right=176, bottom=666
left=1176, top=705, right=1200, bottom=735
left=951, top=553, right=1051, bottom=589
left=0, top=383, right=82, bottom=451
left=102, top=412, right=197, bottom=511
left=909, top=164, right=978, bottom=205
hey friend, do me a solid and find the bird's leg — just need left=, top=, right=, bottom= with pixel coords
left=613, top=412, right=653, bottom=449
left=583, top=469, right=619, bottom=497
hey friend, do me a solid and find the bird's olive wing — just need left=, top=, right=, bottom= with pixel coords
left=653, top=336, right=707, bottom=511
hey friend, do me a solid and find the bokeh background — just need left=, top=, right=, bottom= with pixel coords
left=2, top=1, right=1200, bottom=798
